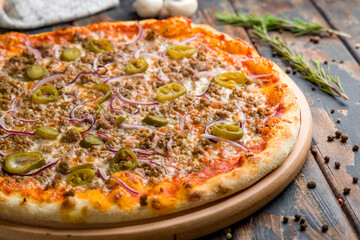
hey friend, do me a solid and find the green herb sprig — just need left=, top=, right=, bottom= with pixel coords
left=215, top=11, right=350, bottom=37
left=253, top=25, right=348, bottom=99
left=215, top=11, right=348, bottom=100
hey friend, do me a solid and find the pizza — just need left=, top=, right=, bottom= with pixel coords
left=0, top=16, right=300, bottom=226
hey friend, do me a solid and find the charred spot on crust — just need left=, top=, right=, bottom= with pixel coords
left=216, top=184, right=231, bottom=194
left=62, top=189, right=75, bottom=198
left=182, top=181, right=193, bottom=189
left=150, top=196, right=163, bottom=210
left=188, top=191, right=202, bottom=201
left=140, top=194, right=148, bottom=207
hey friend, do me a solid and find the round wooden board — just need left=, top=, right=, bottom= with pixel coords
left=0, top=78, right=312, bottom=240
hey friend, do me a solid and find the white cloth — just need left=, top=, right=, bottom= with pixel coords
left=0, top=0, right=119, bottom=29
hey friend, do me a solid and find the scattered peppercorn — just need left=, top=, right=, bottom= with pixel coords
left=300, top=217, right=306, bottom=224
left=353, top=177, right=358, bottom=184
left=224, top=228, right=231, bottom=234
left=330, top=109, right=335, bottom=114
left=226, top=233, right=232, bottom=239
left=324, top=156, right=330, bottom=163
left=310, top=36, right=320, bottom=44
left=283, top=216, right=289, bottom=223
left=295, top=214, right=301, bottom=221
left=335, top=162, right=341, bottom=169
left=343, top=187, right=351, bottom=195
left=339, top=60, right=344, bottom=64
left=300, top=223, right=308, bottom=231
left=332, top=59, right=336, bottom=62
left=285, top=67, right=292, bottom=74
left=335, top=130, right=342, bottom=138
left=307, top=181, right=317, bottom=189
left=311, top=87, right=316, bottom=91
left=272, top=51, right=277, bottom=57
left=336, top=118, right=341, bottom=123
left=353, top=144, right=359, bottom=151
left=324, top=60, right=328, bottom=65
left=311, top=149, right=318, bottom=156
left=292, top=69, right=297, bottom=75
left=321, top=224, right=328, bottom=232
left=327, top=136, right=334, bottom=142
left=340, top=134, right=348, bottom=143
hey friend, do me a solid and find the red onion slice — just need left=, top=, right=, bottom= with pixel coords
left=247, top=73, right=273, bottom=80
left=200, top=134, right=248, bottom=151
left=205, top=118, right=226, bottom=133
left=117, top=93, right=159, bottom=106
left=79, top=115, right=95, bottom=133
left=69, top=100, right=95, bottom=122
left=134, top=44, right=151, bottom=59
left=263, top=100, right=284, bottom=125
left=132, top=148, right=156, bottom=156
left=123, top=21, right=143, bottom=45
left=119, top=123, right=154, bottom=132
left=141, top=53, right=166, bottom=60
left=97, top=131, right=110, bottom=140
left=2, top=99, right=22, bottom=113
left=104, top=74, right=145, bottom=84
left=21, top=159, right=60, bottom=176
left=0, top=116, right=34, bottom=136
left=105, top=145, right=118, bottom=153
left=109, top=95, right=123, bottom=112
left=67, top=71, right=93, bottom=86
left=97, top=169, right=139, bottom=195
left=0, top=150, right=6, bottom=157
left=166, top=138, right=173, bottom=157
left=153, top=148, right=167, bottom=157
left=176, top=33, right=202, bottom=45
left=193, top=71, right=220, bottom=78
left=138, top=158, right=167, bottom=174
left=25, top=37, right=42, bottom=60
left=53, top=46, right=61, bottom=62
left=10, top=113, right=38, bottom=123
left=33, top=73, right=66, bottom=90
left=157, top=69, right=169, bottom=82
left=0, top=133, right=15, bottom=139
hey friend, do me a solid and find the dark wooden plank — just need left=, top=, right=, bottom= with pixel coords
left=231, top=0, right=360, bottom=237
left=309, top=0, right=360, bottom=65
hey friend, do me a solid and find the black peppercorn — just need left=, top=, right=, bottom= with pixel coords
left=353, top=177, right=358, bottom=184
left=295, top=214, right=301, bottom=221
left=353, top=144, right=359, bottom=151
left=324, top=156, right=330, bottom=163
left=340, top=134, right=348, bottom=143
left=307, top=181, right=316, bottom=189
left=343, top=187, right=351, bottom=195
left=321, top=224, right=328, bottom=232
left=327, top=136, right=334, bottom=142
left=300, top=217, right=306, bottom=224
left=335, top=162, right=341, bottom=169
left=283, top=216, right=289, bottom=223
left=300, top=223, right=308, bottom=231
left=335, top=130, right=342, bottom=138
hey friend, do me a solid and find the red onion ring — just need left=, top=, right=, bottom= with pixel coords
left=123, top=21, right=143, bottom=45
left=117, top=93, right=159, bottom=106
left=193, top=71, right=220, bottom=78
left=132, top=148, right=156, bottom=156
left=157, top=69, right=169, bottom=82
left=25, top=36, right=42, bottom=60
left=176, top=33, right=202, bottom=45
left=153, top=148, right=167, bottom=157
left=119, top=123, right=154, bottom=132
left=97, top=169, right=139, bottom=195
left=10, top=113, right=38, bottom=123
left=97, top=131, right=110, bottom=140
left=69, top=100, right=95, bottom=122
left=0, top=150, right=6, bottom=157
left=0, top=116, right=34, bottom=136
left=141, top=53, right=166, bottom=60
left=138, top=157, right=167, bottom=174
left=0, top=133, right=15, bottom=139
left=109, top=95, right=123, bottom=112
left=134, top=44, right=151, bottom=59
left=53, top=46, right=61, bottom=62
left=247, top=73, right=273, bottom=79
left=200, top=134, right=248, bottom=151
left=78, top=115, right=95, bottom=133
left=166, top=138, right=173, bottom=157
left=104, top=74, right=145, bottom=84
left=21, top=159, right=60, bottom=176
left=105, top=145, right=118, bottom=153
left=33, top=73, right=66, bottom=90
left=204, top=118, right=226, bottom=133
left=1, top=99, right=21, bottom=113
left=67, top=71, right=94, bottom=86
left=263, top=100, right=284, bottom=125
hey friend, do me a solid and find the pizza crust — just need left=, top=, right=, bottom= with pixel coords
left=0, top=17, right=300, bottom=226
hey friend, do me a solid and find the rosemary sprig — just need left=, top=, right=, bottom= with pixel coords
left=252, top=24, right=348, bottom=100
left=215, top=11, right=350, bottom=38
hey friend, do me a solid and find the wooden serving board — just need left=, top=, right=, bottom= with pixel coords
left=0, top=78, right=312, bottom=240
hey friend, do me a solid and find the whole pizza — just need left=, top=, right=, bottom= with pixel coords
left=0, top=16, right=300, bottom=225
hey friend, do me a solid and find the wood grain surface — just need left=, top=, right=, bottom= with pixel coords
left=1, top=0, right=360, bottom=239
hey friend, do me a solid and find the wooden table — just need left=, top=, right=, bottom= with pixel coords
left=1, top=0, right=360, bottom=239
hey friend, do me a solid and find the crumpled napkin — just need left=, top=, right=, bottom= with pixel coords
left=0, top=0, right=119, bottom=29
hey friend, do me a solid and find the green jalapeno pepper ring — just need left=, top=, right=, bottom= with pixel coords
left=25, top=65, right=48, bottom=81
left=61, top=47, right=81, bottom=61
left=156, top=83, right=187, bottom=102
left=4, top=152, right=45, bottom=175
left=212, top=124, right=244, bottom=141
left=80, top=134, right=103, bottom=148
left=88, top=39, right=114, bottom=53
left=125, top=58, right=149, bottom=75
left=110, top=148, right=138, bottom=172
left=211, top=72, right=248, bottom=89
left=66, top=168, right=95, bottom=186
left=142, top=115, right=169, bottom=127
left=34, top=127, right=59, bottom=140
left=31, top=85, right=59, bottom=104
left=167, top=44, right=196, bottom=59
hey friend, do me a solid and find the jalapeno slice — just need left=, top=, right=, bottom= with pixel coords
left=66, top=168, right=95, bottom=187
left=31, top=85, right=59, bottom=104
left=4, top=152, right=45, bottom=175
left=142, top=115, right=168, bottom=127
left=114, top=115, right=128, bottom=126
left=34, top=127, right=59, bottom=140
left=88, top=39, right=114, bottom=53
left=212, top=124, right=244, bottom=141
left=211, top=72, right=248, bottom=89
left=80, top=134, right=103, bottom=148
left=156, top=83, right=187, bottom=103
left=167, top=44, right=196, bottom=59
left=60, top=47, right=81, bottom=61
left=110, top=148, right=138, bottom=172
left=25, top=65, right=48, bottom=81
left=92, top=84, right=112, bottom=105
left=125, top=58, right=148, bottom=75
left=70, top=163, right=95, bottom=171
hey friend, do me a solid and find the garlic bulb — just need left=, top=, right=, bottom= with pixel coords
left=132, top=0, right=198, bottom=18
